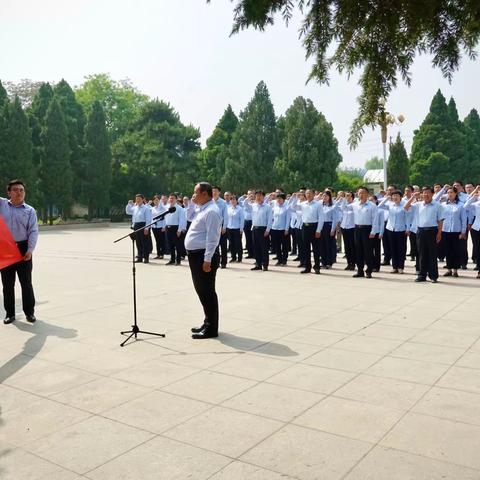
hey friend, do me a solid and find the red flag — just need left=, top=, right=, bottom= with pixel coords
left=0, top=216, right=23, bottom=269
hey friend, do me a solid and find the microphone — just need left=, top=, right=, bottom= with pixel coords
left=152, top=206, right=175, bottom=221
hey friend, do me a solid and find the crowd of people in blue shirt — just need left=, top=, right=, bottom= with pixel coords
left=126, top=180, right=480, bottom=283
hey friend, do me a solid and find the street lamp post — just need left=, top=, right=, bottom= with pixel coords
left=377, top=101, right=405, bottom=190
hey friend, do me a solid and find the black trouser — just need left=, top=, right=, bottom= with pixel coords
left=382, top=224, right=391, bottom=263
left=460, top=234, right=468, bottom=267
left=409, top=232, right=417, bottom=259
left=471, top=228, right=480, bottom=267
left=354, top=225, right=374, bottom=274
left=437, top=234, right=446, bottom=260
left=152, top=228, right=165, bottom=256
left=133, top=222, right=148, bottom=260
left=252, top=226, right=269, bottom=267
left=187, top=250, right=219, bottom=334
left=296, top=228, right=306, bottom=265
left=390, top=230, right=407, bottom=269
left=320, top=222, right=334, bottom=267
left=302, top=223, right=320, bottom=270
left=342, top=228, right=356, bottom=267
left=371, top=235, right=381, bottom=271
left=244, top=219, right=254, bottom=256
left=289, top=227, right=296, bottom=254
left=271, top=229, right=289, bottom=264
left=219, top=231, right=228, bottom=267
left=166, top=226, right=181, bottom=263
left=417, top=227, right=439, bottom=280
left=443, top=231, right=462, bottom=270
left=227, top=228, right=242, bottom=261
left=1, top=240, right=35, bottom=318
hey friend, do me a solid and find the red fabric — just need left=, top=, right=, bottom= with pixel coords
left=0, top=216, right=23, bottom=269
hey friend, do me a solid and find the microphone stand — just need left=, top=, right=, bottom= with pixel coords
left=114, top=208, right=173, bottom=347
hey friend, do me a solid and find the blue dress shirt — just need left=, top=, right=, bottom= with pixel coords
left=227, top=205, right=245, bottom=230
left=407, top=201, right=445, bottom=228
left=378, top=198, right=409, bottom=232
left=464, top=197, right=480, bottom=231
left=0, top=197, right=39, bottom=253
left=151, top=204, right=167, bottom=228
left=214, top=197, right=229, bottom=228
left=442, top=201, right=467, bottom=233
left=244, top=202, right=273, bottom=230
left=290, top=198, right=324, bottom=233
left=272, top=203, right=291, bottom=231
left=125, top=203, right=152, bottom=226
left=165, top=204, right=187, bottom=230
left=184, top=200, right=222, bottom=262
left=341, top=199, right=378, bottom=226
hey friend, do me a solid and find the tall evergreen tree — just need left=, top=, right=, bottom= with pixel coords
left=410, top=90, right=465, bottom=185
left=200, top=104, right=238, bottom=183
left=387, top=133, right=409, bottom=188
left=40, top=98, right=72, bottom=222
left=0, top=80, right=8, bottom=109
left=54, top=79, right=86, bottom=201
left=0, top=97, right=34, bottom=197
left=273, top=96, right=341, bottom=191
left=224, top=81, right=279, bottom=192
left=463, top=109, right=480, bottom=183
left=84, top=101, right=111, bottom=218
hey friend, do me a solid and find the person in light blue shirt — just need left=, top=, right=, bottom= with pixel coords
left=1, top=179, right=38, bottom=324
left=339, top=191, right=356, bottom=270
left=369, top=195, right=385, bottom=272
left=318, top=190, right=339, bottom=269
left=464, top=185, right=480, bottom=278
left=212, top=186, right=229, bottom=269
left=126, top=194, right=153, bottom=263
left=184, top=182, right=222, bottom=339
left=226, top=195, right=245, bottom=262
left=164, top=194, right=187, bottom=265
left=404, top=186, right=445, bottom=282
left=151, top=195, right=167, bottom=259
left=243, top=190, right=273, bottom=270
left=270, top=193, right=291, bottom=266
left=289, top=189, right=324, bottom=274
left=441, top=187, right=467, bottom=277
left=378, top=190, right=409, bottom=273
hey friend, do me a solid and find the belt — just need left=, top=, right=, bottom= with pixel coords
left=252, top=226, right=266, bottom=230
left=418, top=227, right=437, bottom=231
left=187, top=249, right=205, bottom=254
left=355, top=224, right=372, bottom=228
left=303, top=222, right=318, bottom=227
left=166, top=225, right=178, bottom=228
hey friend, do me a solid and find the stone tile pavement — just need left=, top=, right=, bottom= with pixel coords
left=1, top=225, right=480, bottom=479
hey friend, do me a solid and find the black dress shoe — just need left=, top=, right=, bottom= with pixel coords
left=26, top=315, right=36, bottom=323
left=381, top=261, right=390, bottom=266
left=166, top=261, right=175, bottom=265
left=262, top=266, right=268, bottom=271
left=415, top=277, right=427, bottom=282
left=175, top=262, right=181, bottom=266
left=245, top=255, right=254, bottom=259
left=143, top=259, right=149, bottom=263
left=443, top=271, right=453, bottom=277
left=314, top=268, right=321, bottom=275
left=191, top=325, right=205, bottom=333
left=220, top=265, right=226, bottom=269
left=229, top=258, right=236, bottom=263
left=3, top=316, right=15, bottom=325
left=192, top=331, right=218, bottom=339
left=293, top=257, right=300, bottom=261
left=134, top=259, right=143, bottom=263
left=365, top=272, right=372, bottom=278
left=300, top=269, right=311, bottom=274
left=352, top=273, right=364, bottom=278
left=430, top=278, right=438, bottom=283
left=274, top=261, right=282, bottom=266
left=251, top=266, right=262, bottom=271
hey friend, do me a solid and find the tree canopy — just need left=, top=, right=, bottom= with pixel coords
left=210, top=0, right=480, bottom=147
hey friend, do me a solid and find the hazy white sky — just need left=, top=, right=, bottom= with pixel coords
left=1, top=0, right=479, bottom=167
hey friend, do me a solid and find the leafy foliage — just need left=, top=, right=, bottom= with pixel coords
left=211, top=0, right=480, bottom=146
left=387, top=134, right=409, bottom=187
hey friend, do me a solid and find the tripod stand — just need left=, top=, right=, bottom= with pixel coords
left=114, top=211, right=172, bottom=347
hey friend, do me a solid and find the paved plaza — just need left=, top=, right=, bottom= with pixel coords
left=1, top=225, right=480, bottom=479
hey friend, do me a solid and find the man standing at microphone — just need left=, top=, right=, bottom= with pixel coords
left=185, top=182, right=222, bottom=339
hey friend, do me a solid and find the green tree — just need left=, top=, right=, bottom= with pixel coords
left=0, top=98, right=34, bottom=197
left=333, top=167, right=364, bottom=192
left=464, top=109, right=480, bottom=182
left=111, top=100, right=200, bottom=205
left=224, top=81, right=279, bottom=192
left=200, top=104, right=238, bottom=183
left=364, top=156, right=383, bottom=170
left=212, top=0, right=480, bottom=146
left=4, top=79, right=44, bottom=108
left=84, top=101, right=111, bottom=218
left=273, top=96, right=341, bottom=191
left=75, top=73, right=149, bottom=141
left=410, top=151, right=450, bottom=186
left=387, top=133, right=409, bottom=187
left=40, top=98, right=72, bottom=222
left=54, top=79, right=86, bottom=201
left=0, top=80, right=8, bottom=109
left=410, top=90, right=465, bottom=185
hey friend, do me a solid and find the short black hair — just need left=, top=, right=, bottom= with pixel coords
left=7, top=179, right=25, bottom=191
left=276, top=192, right=286, bottom=200
left=358, top=186, right=369, bottom=193
left=198, top=182, right=213, bottom=198
left=422, top=186, right=434, bottom=193
left=135, top=193, right=145, bottom=199
left=454, top=180, right=463, bottom=186
left=405, top=185, right=414, bottom=191
left=392, top=190, right=402, bottom=197
left=168, top=192, right=176, bottom=197
left=255, top=190, right=265, bottom=196
left=212, top=185, right=221, bottom=192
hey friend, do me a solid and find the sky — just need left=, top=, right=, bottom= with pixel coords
left=1, top=0, right=479, bottom=168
